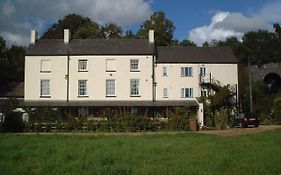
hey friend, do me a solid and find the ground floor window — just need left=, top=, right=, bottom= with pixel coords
left=40, top=79, right=50, bottom=97
left=130, top=79, right=140, bottom=96
left=181, top=88, right=193, bottom=98
left=78, top=80, right=87, bottom=97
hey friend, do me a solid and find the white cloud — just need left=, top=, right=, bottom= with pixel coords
left=0, top=0, right=152, bottom=46
left=188, top=1, right=281, bottom=46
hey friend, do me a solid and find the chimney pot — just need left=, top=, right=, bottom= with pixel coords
left=31, top=30, right=38, bottom=44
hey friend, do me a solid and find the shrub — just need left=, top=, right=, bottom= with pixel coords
left=1, top=112, right=24, bottom=133
left=273, top=97, right=281, bottom=124
left=214, top=109, right=228, bottom=130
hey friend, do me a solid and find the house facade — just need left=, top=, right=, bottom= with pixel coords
left=24, top=29, right=238, bottom=126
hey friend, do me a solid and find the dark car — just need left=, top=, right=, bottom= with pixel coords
left=232, top=113, right=259, bottom=128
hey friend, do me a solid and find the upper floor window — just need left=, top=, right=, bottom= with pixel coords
left=40, top=79, right=50, bottom=97
left=163, top=88, right=168, bottom=98
left=163, top=67, right=168, bottom=76
left=40, top=59, right=51, bottom=73
left=181, top=88, right=193, bottom=98
left=106, top=79, right=116, bottom=96
left=130, top=59, right=139, bottom=72
left=106, top=59, right=116, bottom=72
left=181, top=67, right=193, bottom=77
left=78, top=60, right=88, bottom=72
left=200, top=67, right=206, bottom=77
left=130, top=79, right=140, bottom=96
left=78, top=80, right=87, bottom=97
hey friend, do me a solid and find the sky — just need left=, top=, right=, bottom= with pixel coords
left=0, top=0, right=281, bottom=46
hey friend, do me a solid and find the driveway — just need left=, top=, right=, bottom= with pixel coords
left=197, top=125, right=281, bottom=137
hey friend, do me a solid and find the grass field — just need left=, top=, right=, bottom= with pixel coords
left=1, top=129, right=281, bottom=175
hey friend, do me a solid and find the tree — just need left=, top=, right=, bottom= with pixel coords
left=101, top=23, right=123, bottom=39
left=41, top=14, right=92, bottom=39
left=202, top=41, right=209, bottom=47
left=136, top=11, right=175, bottom=46
left=73, top=22, right=103, bottom=39
left=179, top=39, right=197, bottom=46
left=123, top=30, right=135, bottom=39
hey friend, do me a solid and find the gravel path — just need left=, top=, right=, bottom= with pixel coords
left=197, top=125, right=281, bottom=137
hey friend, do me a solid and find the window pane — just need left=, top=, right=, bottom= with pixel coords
left=78, top=80, right=87, bottom=96
left=163, top=67, right=167, bottom=76
left=130, top=59, right=139, bottom=71
left=163, top=88, right=168, bottom=97
left=106, top=79, right=115, bottom=96
left=78, top=60, right=87, bottom=71
left=130, top=79, right=139, bottom=96
left=40, top=80, right=50, bottom=96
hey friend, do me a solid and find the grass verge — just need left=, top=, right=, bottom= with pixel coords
left=1, top=129, right=281, bottom=175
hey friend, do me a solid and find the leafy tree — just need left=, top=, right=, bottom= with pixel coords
left=73, top=22, right=103, bottom=39
left=137, top=11, right=175, bottom=46
left=179, top=39, right=197, bottom=46
left=41, top=13, right=92, bottom=39
left=101, top=23, right=123, bottom=39
left=202, top=41, right=209, bottom=47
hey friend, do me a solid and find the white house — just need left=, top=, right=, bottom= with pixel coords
left=24, top=29, right=238, bottom=126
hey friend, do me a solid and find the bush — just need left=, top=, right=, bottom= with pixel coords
left=273, top=97, right=281, bottom=124
left=214, top=109, right=228, bottom=130
left=1, top=112, right=24, bottom=133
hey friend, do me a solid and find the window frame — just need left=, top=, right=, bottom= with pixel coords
left=200, top=66, right=206, bottom=77
left=40, top=79, right=50, bottom=98
left=181, top=88, right=193, bottom=98
left=163, top=88, right=168, bottom=98
left=78, top=80, right=88, bottom=97
left=163, top=67, right=168, bottom=76
left=130, top=59, right=140, bottom=72
left=181, top=67, right=193, bottom=77
left=106, top=59, right=116, bottom=72
left=130, top=79, right=140, bottom=97
left=78, top=59, right=88, bottom=72
left=40, top=59, right=51, bottom=73
left=106, top=79, right=116, bottom=97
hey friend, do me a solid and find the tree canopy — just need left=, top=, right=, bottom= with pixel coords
left=136, top=11, right=175, bottom=46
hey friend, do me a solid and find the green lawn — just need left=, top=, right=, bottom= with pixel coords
left=1, top=130, right=281, bottom=175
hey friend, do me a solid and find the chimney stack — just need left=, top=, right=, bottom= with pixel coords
left=64, top=29, right=70, bottom=43
left=149, top=30, right=154, bottom=43
left=31, top=30, right=38, bottom=44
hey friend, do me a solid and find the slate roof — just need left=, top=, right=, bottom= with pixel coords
left=26, top=39, right=155, bottom=56
left=156, top=46, right=238, bottom=63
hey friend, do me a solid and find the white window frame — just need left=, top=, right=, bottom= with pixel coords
left=130, top=59, right=139, bottom=72
left=40, top=59, right=51, bottom=73
left=200, top=66, right=206, bottom=77
left=106, top=79, right=116, bottom=97
left=163, top=88, right=168, bottom=98
left=181, top=88, right=193, bottom=98
left=181, top=67, right=193, bottom=77
left=78, top=60, right=88, bottom=72
left=78, top=80, right=88, bottom=97
left=163, top=67, right=168, bottom=76
left=40, top=79, right=50, bottom=97
left=130, top=79, right=140, bottom=96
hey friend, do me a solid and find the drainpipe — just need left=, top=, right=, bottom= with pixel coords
left=66, top=49, right=70, bottom=102
left=152, top=54, right=156, bottom=102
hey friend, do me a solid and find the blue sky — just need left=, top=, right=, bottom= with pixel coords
left=0, top=0, right=281, bottom=46
left=150, top=0, right=268, bottom=40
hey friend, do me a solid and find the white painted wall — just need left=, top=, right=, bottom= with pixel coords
left=155, top=63, right=199, bottom=100
left=68, top=55, right=153, bottom=101
left=25, top=55, right=153, bottom=101
left=25, top=56, right=68, bottom=101
left=155, top=63, right=238, bottom=100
